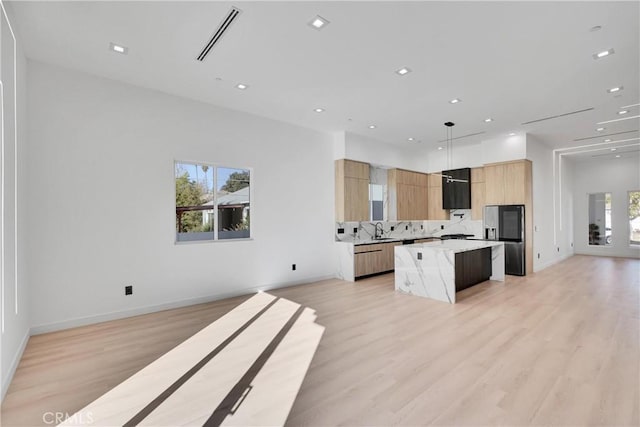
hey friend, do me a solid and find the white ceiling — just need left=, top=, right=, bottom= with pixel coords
left=8, top=1, right=640, bottom=151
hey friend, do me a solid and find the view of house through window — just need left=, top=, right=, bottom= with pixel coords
left=588, top=192, right=612, bottom=246
left=629, top=191, right=640, bottom=246
left=175, top=162, right=250, bottom=242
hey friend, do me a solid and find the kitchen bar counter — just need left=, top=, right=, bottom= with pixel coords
left=395, top=240, right=505, bottom=303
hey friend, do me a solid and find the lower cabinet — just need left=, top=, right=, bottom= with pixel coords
left=354, top=242, right=401, bottom=278
left=454, top=247, right=492, bottom=292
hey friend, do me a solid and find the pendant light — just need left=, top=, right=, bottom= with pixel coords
left=436, top=121, right=468, bottom=183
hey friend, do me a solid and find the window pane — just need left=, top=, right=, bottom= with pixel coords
left=588, top=192, right=612, bottom=246
left=629, top=191, right=640, bottom=246
left=369, top=183, right=384, bottom=221
left=217, top=167, right=250, bottom=239
left=175, top=162, right=214, bottom=242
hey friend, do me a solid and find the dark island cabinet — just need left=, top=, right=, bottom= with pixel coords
left=454, top=247, right=492, bottom=292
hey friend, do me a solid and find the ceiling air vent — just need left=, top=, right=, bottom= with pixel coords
left=436, top=131, right=485, bottom=143
left=521, top=107, right=593, bottom=125
left=196, top=7, right=242, bottom=62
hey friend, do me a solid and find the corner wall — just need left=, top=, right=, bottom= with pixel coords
left=526, top=134, right=574, bottom=271
left=26, top=60, right=337, bottom=333
left=1, top=2, right=30, bottom=400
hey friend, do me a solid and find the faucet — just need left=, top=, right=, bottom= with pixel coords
left=375, top=222, right=384, bottom=240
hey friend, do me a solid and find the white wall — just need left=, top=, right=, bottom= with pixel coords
left=27, top=60, right=337, bottom=333
left=572, top=154, right=640, bottom=258
left=425, top=132, right=527, bottom=172
left=0, top=2, right=30, bottom=400
left=341, top=132, right=429, bottom=172
left=526, top=134, right=574, bottom=272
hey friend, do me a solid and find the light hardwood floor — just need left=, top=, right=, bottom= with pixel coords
left=2, top=255, right=638, bottom=426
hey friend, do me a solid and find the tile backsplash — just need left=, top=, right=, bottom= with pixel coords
left=336, top=214, right=483, bottom=243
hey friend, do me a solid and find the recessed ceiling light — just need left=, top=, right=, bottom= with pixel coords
left=308, top=15, right=329, bottom=30
left=605, top=139, right=612, bottom=143
left=615, top=155, right=621, bottom=158
left=509, top=132, right=516, bottom=136
left=109, top=42, right=128, bottom=55
left=314, top=108, right=325, bottom=113
left=407, top=137, right=415, bottom=141
left=610, top=147, right=616, bottom=151
left=593, top=48, right=614, bottom=60
left=596, top=127, right=605, bottom=132
left=621, top=103, right=640, bottom=108
left=369, top=125, right=376, bottom=129
left=607, top=86, right=623, bottom=93
left=618, top=110, right=629, bottom=115
left=396, top=67, right=412, bottom=76
left=589, top=25, right=602, bottom=32
left=449, top=98, right=461, bottom=104
left=236, top=83, right=248, bottom=90
left=437, top=146, right=444, bottom=150
left=484, top=118, right=493, bottom=123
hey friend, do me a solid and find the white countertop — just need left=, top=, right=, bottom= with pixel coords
left=403, top=239, right=504, bottom=253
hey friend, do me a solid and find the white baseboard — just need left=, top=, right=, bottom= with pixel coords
left=30, top=275, right=335, bottom=335
left=1, top=328, right=30, bottom=401
left=534, top=252, right=574, bottom=272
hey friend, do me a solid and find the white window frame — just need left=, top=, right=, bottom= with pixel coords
left=174, top=160, right=253, bottom=244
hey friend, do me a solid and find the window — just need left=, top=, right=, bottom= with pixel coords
left=369, top=183, right=384, bottom=221
left=175, top=162, right=250, bottom=242
left=629, top=191, right=640, bottom=246
left=588, top=192, right=611, bottom=246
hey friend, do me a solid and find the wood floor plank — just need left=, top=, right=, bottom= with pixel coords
left=1, top=255, right=638, bottom=426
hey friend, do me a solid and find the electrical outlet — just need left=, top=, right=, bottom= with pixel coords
left=292, top=264, right=296, bottom=271
left=421, top=225, right=424, bottom=230
left=406, top=225, right=409, bottom=230
left=417, top=252, right=422, bottom=260
left=537, top=253, right=540, bottom=259
left=125, top=285, right=133, bottom=295
left=557, top=247, right=560, bottom=252
left=337, top=228, right=345, bottom=234
left=391, top=226, right=395, bottom=231
left=571, top=242, right=574, bottom=247
left=353, top=227, right=358, bottom=233
left=441, top=225, right=445, bottom=230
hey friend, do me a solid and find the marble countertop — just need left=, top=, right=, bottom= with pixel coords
left=337, top=235, right=438, bottom=246
left=403, top=239, right=504, bottom=253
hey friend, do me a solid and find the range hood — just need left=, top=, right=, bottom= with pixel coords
left=442, top=167, right=471, bottom=209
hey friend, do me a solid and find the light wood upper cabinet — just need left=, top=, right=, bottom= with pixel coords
left=504, top=161, right=527, bottom=204
left=427, top=185, right=448, bottom=220
left=427, top=173, right=449, bottom=220
left=471, top=183, right=486, bottom=220
left=484, top=164, right=506, bottom=205
left=471, top=167, right=485, bottom=183
left=336, top=159, right=370, bottom=222
left=396, top=184, right=428, bottom=220
left=471, top=167, right=485, bottom=221
left=428, top=173, right=441, bottom=188
left=484, top=160, right=532, bottom=206
left=343, top=160, right=369, bottom=180
left=389, top=169, right=429, bottom=220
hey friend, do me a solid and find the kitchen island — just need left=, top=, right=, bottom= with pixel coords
left=395, top=240, right=505, bottom=303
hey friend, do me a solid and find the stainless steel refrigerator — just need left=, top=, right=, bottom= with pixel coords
left=484, top=205, right=525, bottom=276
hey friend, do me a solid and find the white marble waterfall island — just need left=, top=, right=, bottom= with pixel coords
left=395, top=240, right=505, bottom=303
